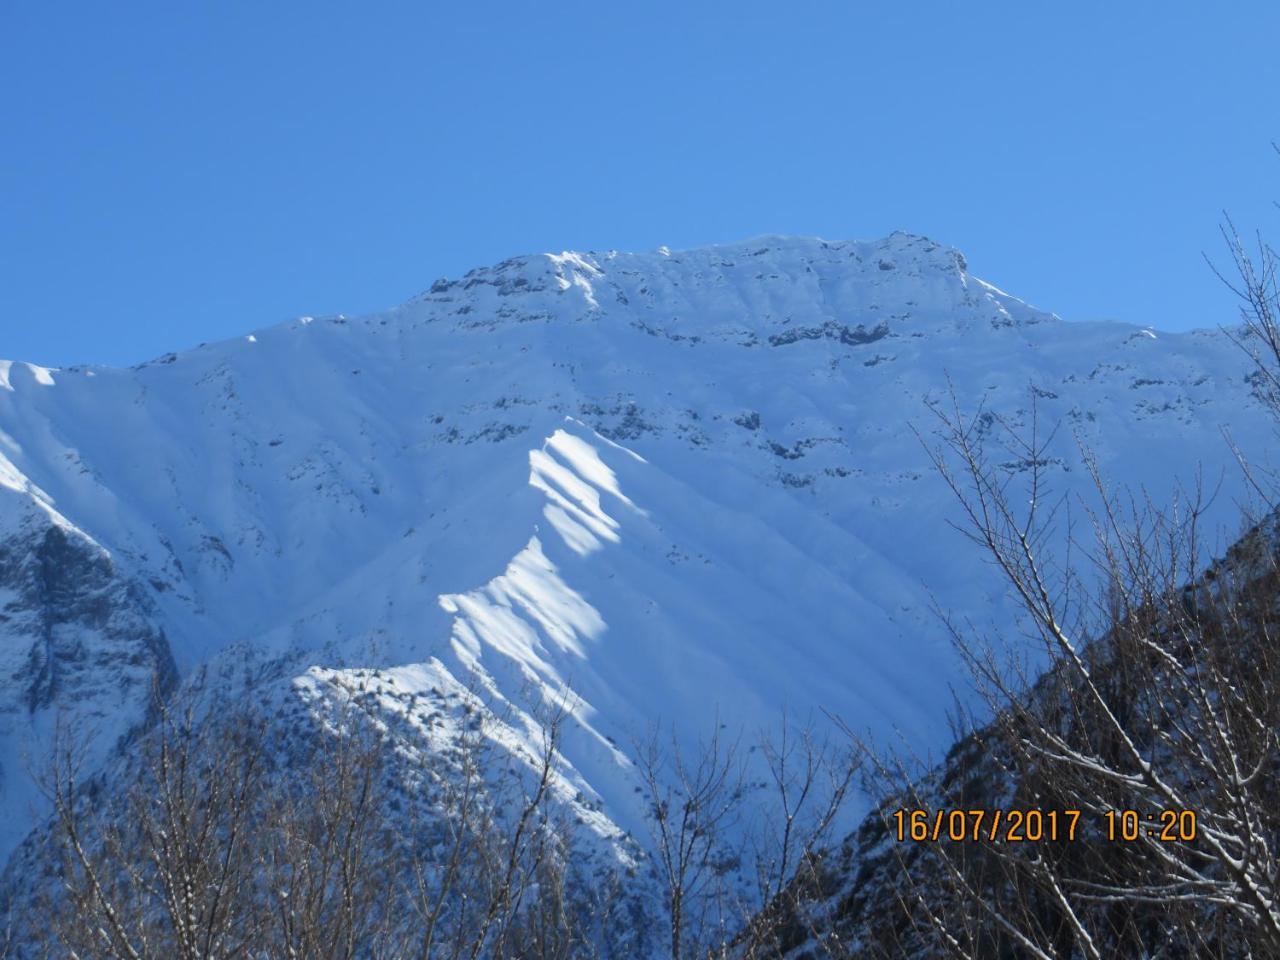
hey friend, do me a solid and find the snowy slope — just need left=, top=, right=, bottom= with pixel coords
left=0, top=232, right=1270, bottom=867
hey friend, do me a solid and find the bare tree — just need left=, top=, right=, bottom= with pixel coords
left=32, top=680, right=626, bottom=960
left=853, top=385, right=1280, bottom=958
left=731, top=719, right=858, bottom=960
left=631, top=715, right=859, bottom=960
left=1212, top=195, right=1280, bottom=422
left=42, top=693, right=272, bottom=960
left=253, top=718, right=398, bottom=960
left=634, top=721, right=748, bottom=960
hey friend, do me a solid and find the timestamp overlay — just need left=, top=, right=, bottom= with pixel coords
left=892, top=809, right=1199, bottom=844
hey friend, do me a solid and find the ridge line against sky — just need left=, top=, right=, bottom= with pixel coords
left=3, top=1, right=1279, bottom=368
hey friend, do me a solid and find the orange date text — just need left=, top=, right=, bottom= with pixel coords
left=892, top=808, right=1082, bottom=843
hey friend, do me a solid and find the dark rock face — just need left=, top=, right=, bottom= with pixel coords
left=0, top=523, right=176, bottom=719
left=767, top=320, right=890, bottom=348
left=0, top=513, right=178, bottom=865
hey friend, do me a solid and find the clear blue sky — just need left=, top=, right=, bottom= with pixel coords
left=4, top=1, right=1279, bottom=367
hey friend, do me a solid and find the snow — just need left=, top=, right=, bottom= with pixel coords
left=0, top=231, right=1272, bottom=872
left=0, top=361, right=56, bottom=392
left=529, top=426, right=640, bottom=556
left=441, top=535, right=604, bottom=685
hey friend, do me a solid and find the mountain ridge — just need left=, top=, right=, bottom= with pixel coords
left=0, top=232, right=1268, bottom=882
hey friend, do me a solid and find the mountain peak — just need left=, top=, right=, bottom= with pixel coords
left=396, top=231, right=1043, bottom=346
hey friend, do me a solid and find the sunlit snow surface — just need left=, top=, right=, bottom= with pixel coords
left=0, top=232, right=1272, bottom=865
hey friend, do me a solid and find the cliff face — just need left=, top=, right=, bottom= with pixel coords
left=0, top=488, right=175, bottom=855
left=1, top=523, right=173, bottom=713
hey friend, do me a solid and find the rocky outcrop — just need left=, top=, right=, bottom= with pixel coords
left=0, top=508, right=176, bottom=856
left=0, top=523, right=175, bottom=715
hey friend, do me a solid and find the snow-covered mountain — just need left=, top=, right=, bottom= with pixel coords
left=0, top=232, right=1269, bottom=872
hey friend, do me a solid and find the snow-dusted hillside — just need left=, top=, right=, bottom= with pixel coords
left=0, top=232, right=1269, bottom=868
